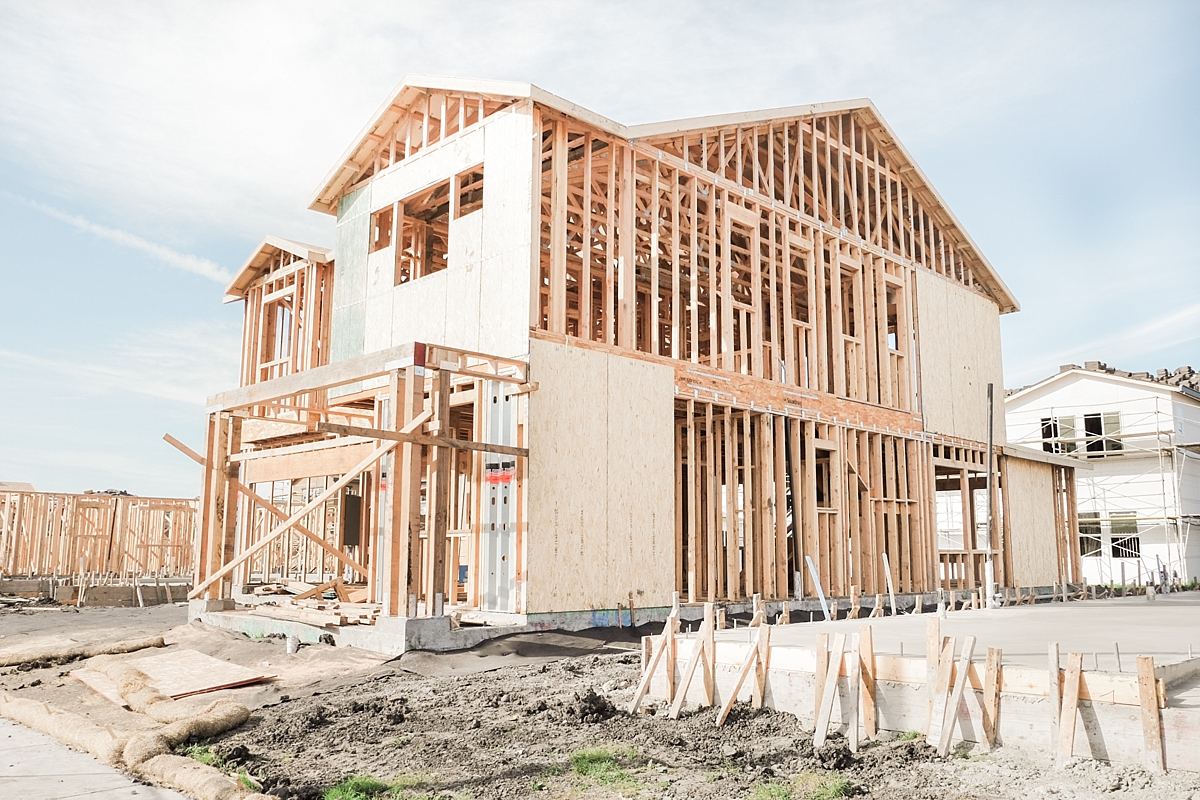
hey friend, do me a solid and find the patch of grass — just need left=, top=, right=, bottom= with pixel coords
left=568, top=746, right=640, bottom=791
left=180, top=744, right=224, bottom=770
left=324, top=776, right=393, bottom=800
left=237, top=769, right=262, bottom=791
left=894, top=730, right=923, bottom=741
left=392, top=774, right=427, bottom=791
left=749, top=783, right=793, bottom=800
left=792, top=772, right=853, bottom=800
left=570, top=747, right=627, bottom=783
left=322, top=774, right=429, bottom=800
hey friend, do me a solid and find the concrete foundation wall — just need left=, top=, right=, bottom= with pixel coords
left=647, top=637, right=1200, bottom=772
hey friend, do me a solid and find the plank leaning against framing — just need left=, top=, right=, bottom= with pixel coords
left=165, top=434, right=367, bottom=579
left=189, top=440, right=397, bottom=600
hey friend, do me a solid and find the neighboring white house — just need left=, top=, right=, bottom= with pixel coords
left=1005, top=362, right=1200, bottom=586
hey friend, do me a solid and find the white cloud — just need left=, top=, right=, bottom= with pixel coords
left=1005, top=300, right=1200, bottom=386
left=0, top=1, right=1177, bottom=244
left=0, top=319, right=240, bottom=406
left=17, top=197, right=231, bottom=282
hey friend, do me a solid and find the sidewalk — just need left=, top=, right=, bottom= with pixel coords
left=0, top=718, right=186, bottom=800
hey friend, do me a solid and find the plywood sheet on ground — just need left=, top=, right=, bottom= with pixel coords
left=72, top=648, right=274, bottom=707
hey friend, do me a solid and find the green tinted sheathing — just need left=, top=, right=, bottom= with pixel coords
left=331, top=186, right=370, bottom=364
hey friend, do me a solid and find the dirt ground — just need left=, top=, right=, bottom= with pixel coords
left=2, top=604, right=1199, bottom=800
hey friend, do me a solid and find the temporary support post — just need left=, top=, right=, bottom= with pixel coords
left=1137, top=656, right=1165, bottom=773
left=1048, top=642, right=1062, bottom=748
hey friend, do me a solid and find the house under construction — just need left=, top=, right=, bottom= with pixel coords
left=184, top=76, right=1080, bottom=648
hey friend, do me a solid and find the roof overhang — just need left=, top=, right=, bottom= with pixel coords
left=1001, top=444, right=1093, bottom=471
left=223, top=235, right=333, bottom=304
left=1005, top=368, right=1191, bottom=405
left=308, top=75, right=626, bottom=216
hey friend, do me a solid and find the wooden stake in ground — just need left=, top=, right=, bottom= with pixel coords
left=925, top=616, right=940, bottom=730
left=1137, top=656, right=1165, bottom=773
left=627, top=610, right=679, bottom=714
left=1048, top=642, right=1061, bottom=748
left=668, top=603, right=715, bottom=719
left=935, top=635, right=977, bottom=756
left=813, top=632, right=847, bottom=748
left=982, top=647, right=1002, bottom=747
left=1057, top=652, right=1084, bottom=764
left=859, top=625, right=876, bottom=739
left=846, top=632, right=861, bottom=753
left=926, top=636, right=956, bottom=743
left=814, top=632, right=829, bottom=722
left=716, top=624, right=771, bottom=727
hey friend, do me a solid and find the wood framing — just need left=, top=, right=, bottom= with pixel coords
left=0, top=491, right=196, bottom=579
left=190, top=76, right=1074, bottom=629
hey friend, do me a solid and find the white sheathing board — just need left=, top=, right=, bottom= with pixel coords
left=1004, top=456, right=1059, bottom=586
left=526, top=339, right=675, bottom=614
left=477, top=108, right=534, bottom=356
left=914, top=269, right=1006, bottom=444
left=350, top=105, right=533, bottom=361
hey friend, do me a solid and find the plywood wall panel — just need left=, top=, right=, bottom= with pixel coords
left=914, top=269, right=1006, bottom=445
left=1004, top=456, right=1059, bottom=586
left=526, top=338, right=675, bottom=613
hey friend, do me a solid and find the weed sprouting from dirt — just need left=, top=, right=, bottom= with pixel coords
left=181, top=744, right=224, bottom=769
left=894, top=731, right=923, bottom=741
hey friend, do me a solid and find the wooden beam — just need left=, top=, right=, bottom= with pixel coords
left=318, top=422, right=528, bottom=458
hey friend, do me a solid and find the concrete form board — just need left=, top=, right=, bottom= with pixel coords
left=649, top=635, right=1199, bottom=771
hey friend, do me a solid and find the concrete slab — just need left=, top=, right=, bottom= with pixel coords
left=0, top=718, right=185, bottom=799
left=754, top=593, right=1200, bottom=670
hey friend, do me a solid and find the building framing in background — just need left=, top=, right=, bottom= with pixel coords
left=1007, top=362, right=1200, bottom=585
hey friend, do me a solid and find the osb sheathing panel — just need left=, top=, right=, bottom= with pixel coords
left=526, top=338, right=675, bottom=614
left=914, top=269, right=1006, bottom=445
left=241, top=441, right=376, bottom=485
left=363, top=107, right=533, bottom=361
left=1004, top=456, right=1060, bottom=587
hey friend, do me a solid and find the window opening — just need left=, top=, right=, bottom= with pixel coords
left=396, top=180, right=451, bottom=285
left=1083, top=412, right=1121, bottom=456
left=456, top=166, right=484, bottom=218
left=1110, top=511, right=1139, bottom=558
left=1079, top=511, right=1101, bottom=557
left=370, top=207, right=393, bottom=252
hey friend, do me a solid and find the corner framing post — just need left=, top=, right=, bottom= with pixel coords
left=391, top=364, right=424, bottom=617
left=425, top=367, right=452, bottom=614
left=985, top=382, right=997, bottom=606
left=218, top=415, right=243, bottom=597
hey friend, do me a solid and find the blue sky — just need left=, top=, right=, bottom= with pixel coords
left=1, top=1, right=1197, bottom=497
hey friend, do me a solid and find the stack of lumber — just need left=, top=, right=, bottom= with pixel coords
left=251, top=597, right=381, bottom=627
